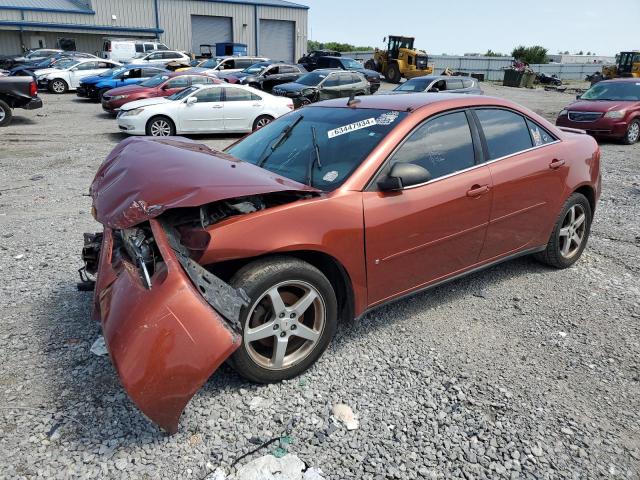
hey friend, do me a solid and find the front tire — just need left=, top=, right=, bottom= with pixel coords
left=229, top=256, right=338, bottom=383
left=0, top=99, right=12, bottom=127
left=145, top=116, right=175, bottom=136
left=253, top=115, right=273, bottom=131
left=48, top=79, right=68, bottom=94
left=534, top=193, right=592, bottom=268
left=623, top=119, right=640, bottom=145
left=385, top=63, right=402, bottom=84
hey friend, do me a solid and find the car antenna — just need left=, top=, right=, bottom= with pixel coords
left=347, top=93, right=361, bottom=108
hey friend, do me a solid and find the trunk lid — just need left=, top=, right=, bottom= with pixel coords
left=91, top=136, right=318, bottom=229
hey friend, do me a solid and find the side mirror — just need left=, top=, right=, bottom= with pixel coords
left=576, top=94, right=581, bottom=100
left=428, top=87, right=439, bottom=93
left=185, top=96, right=198, bottom=105
left=378, top=163, right=432, bottom=191
left=70, top=67, right=78, bottom=72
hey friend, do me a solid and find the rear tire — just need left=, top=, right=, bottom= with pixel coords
left=145, top=116, right=175, bottom=136
left=228, top=256, right=338, bottom=384
left=0, top=99, right=13, bottom=127
left=364, top=59, right=378, bottom=72
left=253, top=115, right=273, bottom=131
left=534, top=193, right=592, bottom=269
left=48, top=79, right=68, bottom=94
left=385, top=63, right=402, bottom=84
left=623, top=119, right=640, bottom=145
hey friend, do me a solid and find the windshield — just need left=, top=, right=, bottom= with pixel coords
left=227, top=107, right=407, bottom=190
left=581, top=81, right=640, bottom=101
left=342, top=59, right=363, bottom=70
left=395, top=78, right=433, bottom=92
left=140, top=74, right=169, bottom=87
left=296, top=72, right=329, bottom=86
left=242, top=63, right=268, bottom=74
left=167, top=86, right=197, bottom=101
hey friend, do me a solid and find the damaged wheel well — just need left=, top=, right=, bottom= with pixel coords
left=207, top=251, right=355, bottom=323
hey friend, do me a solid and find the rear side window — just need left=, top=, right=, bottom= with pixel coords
left=389, top=111, right=475, bottom=181
left=224, top=88, right=253, bottom=102
left=475, top=109, right=533, bottom=160
left=135, top=44, right=144, bottom=53
left=463, top=79, right=475, bottom=88
left=338, top=73, right=354, bottom=85
left=446, top=79, right=464, bottom=90
left=526, top=119, right=556, bottom=146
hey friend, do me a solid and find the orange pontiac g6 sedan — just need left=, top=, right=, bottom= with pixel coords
left=82, top=93, right=601, bottom=433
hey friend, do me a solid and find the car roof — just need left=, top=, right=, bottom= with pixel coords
left=309, top=92, right=510, bottom=112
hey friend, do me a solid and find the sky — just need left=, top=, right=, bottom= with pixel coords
left=298, top=0, right=638, bottom=57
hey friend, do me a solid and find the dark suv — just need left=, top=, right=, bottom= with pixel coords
left=298, top=50, right=341, bottom=70
left=314, top=56, right=381, bottom=93
left=272, top=69, right=369, bottom=107
left=225, top=62, right=306, bottom=92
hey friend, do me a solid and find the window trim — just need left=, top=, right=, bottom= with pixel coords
left=365, top=107, right=561, bottom=192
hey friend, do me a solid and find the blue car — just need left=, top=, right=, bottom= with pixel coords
left=76, top=65, right=168, bottom=100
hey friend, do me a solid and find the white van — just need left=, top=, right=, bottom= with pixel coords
left=101, top=39, right=169, bottom=63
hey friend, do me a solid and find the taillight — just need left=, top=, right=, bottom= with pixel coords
left=29, top=81, right=37, bottom=97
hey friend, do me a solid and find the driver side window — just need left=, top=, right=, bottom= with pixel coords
left=165, top=77, right=190, bottom=88
left=388, top=111, right=475, bottom=182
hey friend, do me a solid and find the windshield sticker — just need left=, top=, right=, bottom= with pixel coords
left=328, top=118, right=376, bottom=139
left=323, top=170, right=339, bottom=182
left=375, top=111, right=400, bottom=125
left=530, top=127, right=543, bottom=146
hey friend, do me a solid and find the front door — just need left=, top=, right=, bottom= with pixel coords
left=178, top=87, right=224, bottom=133
left=318, top=73, right=342, bottom=100
left=363, top=110, right=493, bottom=305
left=472, top=108, right=567, bottom=260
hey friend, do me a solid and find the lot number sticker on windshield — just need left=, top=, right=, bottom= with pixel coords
left=328, top=118, right=376, bottom=139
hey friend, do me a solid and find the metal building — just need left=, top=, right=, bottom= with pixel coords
left=0, top=0, right=309, bottom=62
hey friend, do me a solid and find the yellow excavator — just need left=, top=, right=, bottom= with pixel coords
left=364, top=36, right=433, bottom=84
left=603, top=51, right=640, bottom=78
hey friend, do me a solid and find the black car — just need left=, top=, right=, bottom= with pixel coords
left=387, top=75, right=484, bottom=95
left=0, top=76, right=43, bottom=126
left=272, top=69, right=370, bottom=107
left=313, top=56, right=381, bottom=93
left=225, top=62, right=306, bottom=92
left=298, top=50, right=341, bottom=70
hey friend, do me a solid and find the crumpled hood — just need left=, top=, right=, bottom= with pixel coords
left=567, top=99, right=639, bottom=112
left=91, top=136, right=318, bottom=229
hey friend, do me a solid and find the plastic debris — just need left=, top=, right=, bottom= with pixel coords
left=332, top=403, right=359, bottom=430
left=233, top=453, right=305, bottom=480
left=90, top=335, right=108, bottom=356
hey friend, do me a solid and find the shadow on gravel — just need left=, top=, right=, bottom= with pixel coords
left=103, top=132, right=128, bottom=142
left=33, top=254, right=549, bottom=446
left=8, top=116, right=36, bottom=126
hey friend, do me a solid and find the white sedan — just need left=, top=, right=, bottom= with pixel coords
left=117, top=83, right=294, bottom=136
left=38, top=59, right=121, bottom=93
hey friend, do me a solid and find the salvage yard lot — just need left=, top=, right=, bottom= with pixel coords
left=0, top=83, right=639, bottom=479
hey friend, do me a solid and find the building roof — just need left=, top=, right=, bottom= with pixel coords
left=0, top=0, right=93, bottom=13
left=196, top=0, right=309, bottom=9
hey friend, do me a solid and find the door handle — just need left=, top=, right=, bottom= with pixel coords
left=549, top=159, right=565, bottom=169
left=466, top=184, right=490, bottom=197
left=211, top=104, right=223, bottom=109
left=252, top=103, right=262, bottom=107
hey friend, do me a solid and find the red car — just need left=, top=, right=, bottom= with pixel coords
left=101, top=71, right=219, bottom=114
left=556, top=78, right=640, bottom=144
left=82, top=93, right=601, bottom=433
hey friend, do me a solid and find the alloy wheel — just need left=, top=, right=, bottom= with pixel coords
left=627, top=122, right=640, bottom=143
left=558, top=204, right=587, bottom=259
left=0, top=107, right=5, bottom=123
left=256, top=117, right=272, bottom=129
left=52, top=81, right=65, bottom=93
left=150, top=119, right=171, bottom=136
left=243, top=280, right=326, bottom=371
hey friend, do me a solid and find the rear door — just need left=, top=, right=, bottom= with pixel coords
left=363, top=110, right=492, bottom=304
left=473, top=108, right=567, bottom=260
left=178, top=87, right=224, bottom=133
left=222, top=87, right=262, bottom=131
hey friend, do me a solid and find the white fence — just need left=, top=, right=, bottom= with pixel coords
left=343, top=52, right=604, bottom=81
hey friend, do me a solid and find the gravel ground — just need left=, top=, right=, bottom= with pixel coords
left=0, top=82, right=639, bottom=479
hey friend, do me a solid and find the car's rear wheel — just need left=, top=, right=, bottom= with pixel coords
left=228, top=256, right=338, bottom=383
left=534, top=193, right=592, bottom=268
left=0, top=99, right=12, bottom=127
left=146, top=116, right=175, bottom=136
left=623, top=119, right=640, bottom=145
left=253, top=115, right=274, bottom=131
left=49, top=79, right=68, bottom=94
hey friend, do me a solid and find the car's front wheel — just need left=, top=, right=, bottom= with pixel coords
left=0, top=99, right=12, bottom=127
left=623, top=119, right=640, bottom=145
left=535, top=192, right=592, bottom=268
left=48, top=79, right=68, bottom=94
left=229, top=256, right=338, bottom=383
left=146, top=116, right=175, bottom=136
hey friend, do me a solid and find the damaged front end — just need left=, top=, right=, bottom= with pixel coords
left=80, top=137, right=319, bottom=432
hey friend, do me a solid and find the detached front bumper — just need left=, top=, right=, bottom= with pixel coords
left=86, top=219, right=242, bottom=433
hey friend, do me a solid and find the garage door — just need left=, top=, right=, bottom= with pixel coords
left=259, top=19, right=295, bottom=62
left=191, top=15, right=232, bottom=55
